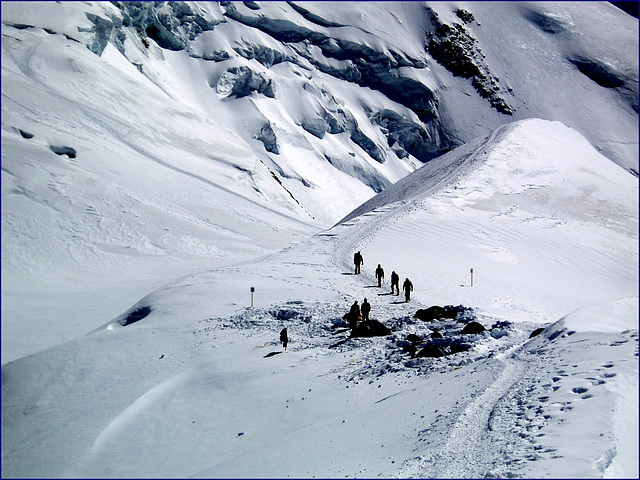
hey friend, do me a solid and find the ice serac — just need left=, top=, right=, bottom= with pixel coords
left=73, top=1, right=639, bottom=184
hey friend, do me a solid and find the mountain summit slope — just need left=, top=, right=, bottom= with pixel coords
left=2, top=119, right=637, bottom=478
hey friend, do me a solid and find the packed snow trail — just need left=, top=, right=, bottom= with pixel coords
left=397, top=342, right=529, bottom=478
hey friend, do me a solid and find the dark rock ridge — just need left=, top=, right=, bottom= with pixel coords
left=426, top=7, right=514, bottom=115
left=414, top=305, right=475, bottom=322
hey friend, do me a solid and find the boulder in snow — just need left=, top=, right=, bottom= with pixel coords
left=416, top=344, right=446, bottom=358
left=529, top=327, right=546, bottom=338
left=352, top=319, right=391, bottom=338
left=414, top=305, right=457, bottom=322
left=460, top=321, right=486, bottom=335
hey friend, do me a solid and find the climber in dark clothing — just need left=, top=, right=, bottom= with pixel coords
left=390, top=271, right=400, bottom=295
left=403, top=278, right=414, bottom=302
left=280, top=328, right=288, bottom=351
left=375, top=264, right=385, bottom=287
left=345, top=300, right=361, bottom=329
left=361, top=298, right=371, bottom=322
left=354, top=251, right=364, bottom=274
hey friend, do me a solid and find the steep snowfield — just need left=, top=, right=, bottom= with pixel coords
left=2, top=119, right=637, bottom=478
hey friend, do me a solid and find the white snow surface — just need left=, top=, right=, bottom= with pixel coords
left=1, top=1, right=638, bottom=479
left=2, top=117, right=638, bottom=478
left=2, top=0, right=637, bottom=361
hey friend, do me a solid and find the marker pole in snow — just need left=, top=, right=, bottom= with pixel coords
left=250, top=287, right=255, bottom=308
left=470, top=268, right=474, bottom=287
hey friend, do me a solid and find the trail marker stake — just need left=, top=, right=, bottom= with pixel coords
left=470, top=268, right=474, bottom=287
left=250, top=287, right=255, bottom=308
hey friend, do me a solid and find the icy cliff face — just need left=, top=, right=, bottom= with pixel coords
left=91, top=1, right=637, bottom=172
left=3, top=2, right=638, bottom=224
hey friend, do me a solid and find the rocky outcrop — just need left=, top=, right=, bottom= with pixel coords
left=414, top=305, right=474, bottom=322
left=426, top=7, right=514, bottom=115
left=352, top=320, right=391, bottom=338
left=460, top=321, right=486, bottom=335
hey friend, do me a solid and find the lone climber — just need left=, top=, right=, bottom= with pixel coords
left=375, top=264, right=385, bottom=287
left=403, top=277, right=414, bottom=302
left=361, top=298, right=371, bottom=322
left=345, top=300, right=361, bottom=329
left=354, top=251, right=364, bottom=274
left=280, top=327, right=288, bottom=351
left=391, top=271, right=400, bottom=295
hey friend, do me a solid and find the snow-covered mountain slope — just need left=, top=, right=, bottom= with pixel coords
left=2, top=119, right=637, bottom=478
left=2, top=2, right=638, bottom=362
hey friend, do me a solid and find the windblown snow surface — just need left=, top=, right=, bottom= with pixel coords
left=2, top=118, right=637, bottom=478
left=1, top=1, right=638, bottom=478
left=2, top=0, right=638, bottom=363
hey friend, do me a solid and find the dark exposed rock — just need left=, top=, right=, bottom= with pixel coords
left=403, top=343, right=418, bottom=357
left=455, top=9, right=476, bottom=24
left=414, top=305, right=457, bottom=322
left=121, top=306, right=151, bottom=326
left=405, top=333, right=423, bottom=345
left=49, top=145, right=77, bottom=158
left=352, top=319, right=391, bottom=338
left=529, top=327, right=546, bottom=338
left=449, top=342, right=472, bottom=354
left=17, top=129, right=34, bottom=139
left=460, top=321, right=486, bottom=335
left=426, top=10, right=514, bottom=115
left=416, top=344, right=446, bottom=358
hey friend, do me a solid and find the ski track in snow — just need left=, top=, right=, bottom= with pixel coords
left=396, top=339, right=522, bottom=478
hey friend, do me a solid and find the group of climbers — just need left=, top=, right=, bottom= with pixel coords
left=345, top=251, right=415, bottom=331
left=354, top=251, right=413, bottom=301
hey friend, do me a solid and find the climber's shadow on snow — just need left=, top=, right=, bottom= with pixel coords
left=341, top=272, right=355, bottom=275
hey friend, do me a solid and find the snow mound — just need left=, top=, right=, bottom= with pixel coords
left=546, top=296, right=639, bottom=336
left=341, top=118, right=637, bottom=226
